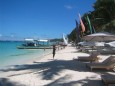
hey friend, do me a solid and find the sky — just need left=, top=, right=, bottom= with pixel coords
left=0, top=0, right=96, bottom=40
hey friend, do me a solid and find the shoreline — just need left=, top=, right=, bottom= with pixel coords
left=0, top=45, right=64, bottom=70
left=14, top=45, right=64, bottom=65
left=0, top=49, right=52, bottom=70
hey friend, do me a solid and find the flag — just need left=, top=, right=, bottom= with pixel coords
left=78, top=13, right=85, bottom=32
left=86, top=15, right=96, bottom=33
left=86, top=15, right=93, bottom=34
left=75, top=19, right=81, bottom=42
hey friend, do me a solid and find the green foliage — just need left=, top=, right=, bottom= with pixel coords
left=68, top=28, right=77, bottom=42
left=50, top=38, right=63, bottom=42
left=91, top=0, right=115, bottom=31
left=101, top=19, right=115, bottom=33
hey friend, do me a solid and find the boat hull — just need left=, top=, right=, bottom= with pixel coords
left=17, top=46, right=53, bottom=49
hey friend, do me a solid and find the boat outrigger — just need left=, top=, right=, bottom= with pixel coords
left=17, top=39, right=52, bottom=49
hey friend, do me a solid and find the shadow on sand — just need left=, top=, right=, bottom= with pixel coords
left=0, top=78, right=25, bottom=86
left=0, top=58, right=112, bottom=86
left=0, top=59, right=88, bottom=80
left=46, top=75, right=104, bottom=86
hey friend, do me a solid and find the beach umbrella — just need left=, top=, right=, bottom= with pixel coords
left=82, top=32, right=115, bottom=42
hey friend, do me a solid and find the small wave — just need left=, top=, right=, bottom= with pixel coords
left=10, top=50, right=41, bottom=56
left=10, top=53, right=27, bottom=56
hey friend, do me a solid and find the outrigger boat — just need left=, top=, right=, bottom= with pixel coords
left=17, top=39, right=52, bottom=49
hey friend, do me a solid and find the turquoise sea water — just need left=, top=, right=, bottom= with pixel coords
left=0, top=41, right=52, bottom=69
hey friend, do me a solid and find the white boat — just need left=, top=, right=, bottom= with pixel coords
left=17, top=39, right=52, bottom=49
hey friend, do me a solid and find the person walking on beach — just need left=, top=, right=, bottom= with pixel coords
left=52, top=45, right=56, bottom=59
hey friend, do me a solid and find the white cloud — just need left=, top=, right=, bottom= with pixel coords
left=0, top=34, right=2, bottom=37
left=11, top=35, right=14, bottom=37
left=64, top=5, right=73, bottom=10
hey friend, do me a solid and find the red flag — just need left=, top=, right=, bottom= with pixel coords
left=78, top=13, right=85, bottom=32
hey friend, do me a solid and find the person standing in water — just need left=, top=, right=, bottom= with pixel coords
left=52, top=45, right=56, bottom=59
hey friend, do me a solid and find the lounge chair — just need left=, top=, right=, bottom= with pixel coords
left=77, top=52, right=100, bottom=63
left=87, top=56, right=115, bottom=71
left=87, top=55, right=115, bottom=66
left=101, top=74, right=115, bottom=86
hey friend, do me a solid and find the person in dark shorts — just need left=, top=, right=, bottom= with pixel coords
left=52, top=45, right=56, bottom=59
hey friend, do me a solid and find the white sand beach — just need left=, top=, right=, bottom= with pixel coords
left=0, top=44, right=114, bottom=86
